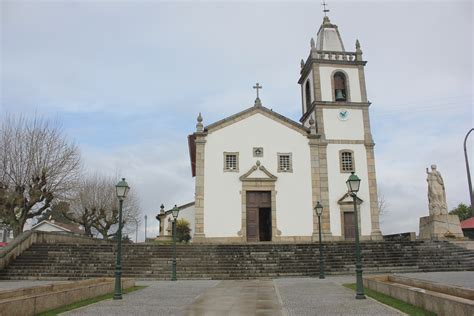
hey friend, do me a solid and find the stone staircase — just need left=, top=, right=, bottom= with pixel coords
left=1, top=240, right=473, bottom=280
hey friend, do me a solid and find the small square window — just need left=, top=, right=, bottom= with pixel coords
left=278, top=153, right=292, bottom=172
left=340, top=151, right=354, bottom=173
left=253, top=147, right=263, bottom=157
left=224, top=152, right=239, bottom=172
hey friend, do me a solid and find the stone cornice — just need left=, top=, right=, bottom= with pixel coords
left=239, top=161, right=277, bottom=182
left=298, top=54, right=367, bottom=84
left=300, top=101, right=371, bottom=123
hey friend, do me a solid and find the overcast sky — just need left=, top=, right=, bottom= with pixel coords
left=1, top=0, right=472, bottom=241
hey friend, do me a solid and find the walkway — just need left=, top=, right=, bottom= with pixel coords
left=65, top=276, right=402, bottom=316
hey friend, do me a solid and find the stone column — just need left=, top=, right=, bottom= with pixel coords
left=312, top=64, right=322, bottom=102
left=366, top=144, right=382, bottom=239
left=193, top=133, right=206, bottom=242
left=309, top=135, right=332, bottom=241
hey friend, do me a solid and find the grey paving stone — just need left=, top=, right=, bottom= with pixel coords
left=64, top=280, right=219, bottom=316
left=274, top=277, right=402, bottom=316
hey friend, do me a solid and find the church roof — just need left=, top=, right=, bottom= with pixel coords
left=315, top=16, right=345, bottom=52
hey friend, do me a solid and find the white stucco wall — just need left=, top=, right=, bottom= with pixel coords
left=163, top=204, right=195, bottom=237
left=203, top=113, right=313, bottom=237
left=322, top=108, right=364, bottom=140
left=319, top=66, right=361, bottom=102
left=326, top=144, right=372, bottom=236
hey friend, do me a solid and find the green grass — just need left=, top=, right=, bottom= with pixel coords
left=343, top=284, right=436, bottom=316
left=37, top=285, right=147, bottom=316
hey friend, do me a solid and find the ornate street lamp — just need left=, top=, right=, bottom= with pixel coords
left=314, top=201, right=325, bottom=279
left=171, top=204, right=180, bottom=281
left=114, top=178, right=130, bottom=300
left=346, top=172, right=365, bottom=299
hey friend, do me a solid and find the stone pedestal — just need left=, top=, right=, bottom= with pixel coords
left=419, top=214, right=464, bottom=240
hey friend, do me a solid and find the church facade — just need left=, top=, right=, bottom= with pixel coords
left=179, top=16, right=382, bottom=243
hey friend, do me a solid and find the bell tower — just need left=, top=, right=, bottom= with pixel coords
left=299, top=15, right=382, bottom=241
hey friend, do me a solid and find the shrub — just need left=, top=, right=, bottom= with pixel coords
left=176, top=218, right=192, bottom=243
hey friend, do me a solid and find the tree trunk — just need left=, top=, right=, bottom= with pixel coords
left=12, top=223, right=23, bottom=237
left=84, top=225, right=93, bottom=237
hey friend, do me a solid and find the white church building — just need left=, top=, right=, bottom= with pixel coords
left=158, top=16, right=382, bottom=243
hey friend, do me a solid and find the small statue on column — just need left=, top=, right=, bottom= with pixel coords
left=426, top=164, right=448, bottom=216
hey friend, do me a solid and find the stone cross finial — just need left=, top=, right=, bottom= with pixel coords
left=196, top=112, right=203, bottom=132
left=253, top=83, right=263, bottom=106
left=310, top=38, right=315, bottom=48
left=322, top=0, right=330, bottom=17
left=300, top=59, right=305, bottom=69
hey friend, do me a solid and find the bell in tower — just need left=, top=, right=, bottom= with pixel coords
left=334, top=72, right=347, bottom=102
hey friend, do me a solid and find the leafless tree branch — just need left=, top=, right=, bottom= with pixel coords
left=0, top=114, right=81, bottom=236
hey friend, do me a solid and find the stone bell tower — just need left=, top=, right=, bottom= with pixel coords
left=298, top=15, right=382, bottom=240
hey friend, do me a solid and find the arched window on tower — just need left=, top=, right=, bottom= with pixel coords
left=305, top=80, right=312, bottom=109
left=334, top=72, right=347, bottom=101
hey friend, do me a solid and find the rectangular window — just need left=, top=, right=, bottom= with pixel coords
left=278, top=153, right=292, bottom=172
left=224, top=152, right=239, bottom=172
left=340, top=151, right=354, bottom=172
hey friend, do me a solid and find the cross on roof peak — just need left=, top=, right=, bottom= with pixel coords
left=253, top=83, right=262, bottom=98
left=321, top=1, right=330, bottom=17
left=253, top=83, right=263, bottom=106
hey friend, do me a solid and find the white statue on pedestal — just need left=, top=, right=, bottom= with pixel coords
left=426, top=164, right=448, bottom=216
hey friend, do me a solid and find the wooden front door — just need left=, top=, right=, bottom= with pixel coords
left=246, top=191, right=271, bottom=242
left=344, top=212, right=356, bottom=240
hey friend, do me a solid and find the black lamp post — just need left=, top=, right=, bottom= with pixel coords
left=314, top=201, right=325, bottom=279
left=171, top=205, right=180, bottom=281
left=464, top=128, right=474, bottom=214
left=346, top=172, right=365, bottom=300
left=114, top=178, right=130, bottom=300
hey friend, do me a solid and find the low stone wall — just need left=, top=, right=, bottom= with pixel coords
left=383, top=232, right=416, bottom=242
left=0, top=231, right=110, bottom=270
left=363, top=275, right=474, bottom=316
left=0, top=277, right=135, bottom=316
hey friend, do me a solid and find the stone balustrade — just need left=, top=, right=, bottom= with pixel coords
left=311, top=50, right=359, bottom=62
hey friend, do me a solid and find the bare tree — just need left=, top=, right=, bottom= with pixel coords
left=0, top=115, right=81, bottom=236
left=65, top=173, right=140, bottom=239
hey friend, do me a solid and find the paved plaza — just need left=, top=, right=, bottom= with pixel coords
left=63, top=276, right=402, bottom=316
left=1, top=272, right=472, bottom=315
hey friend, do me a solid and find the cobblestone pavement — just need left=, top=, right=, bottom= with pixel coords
left=396, top=271, right=474, bottom=289
left=184, top=279, right=283, bottom=315
left=63, top=277, right=402, bottom=316
left=275, top=278, right=402, bottom=316
left=65, top=280, right=219, bottom=316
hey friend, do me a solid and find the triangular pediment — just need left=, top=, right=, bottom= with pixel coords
left=205, top=105, right=309, bottom=136
left=338, top=192, right=363, bottom=205
left=239, top=161, right=277, bottom=182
